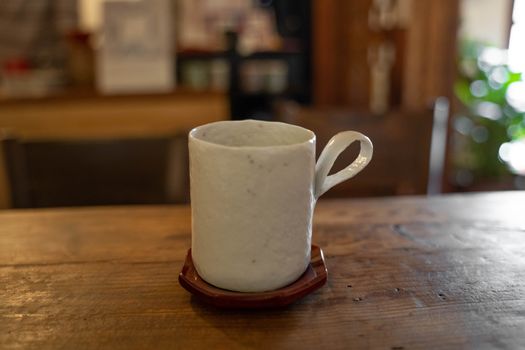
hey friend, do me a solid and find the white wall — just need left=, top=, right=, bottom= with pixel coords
left=460, top=0, right=513, bottom=48
left=78, top=0, right=106, bottom=32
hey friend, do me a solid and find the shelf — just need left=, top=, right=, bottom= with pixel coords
left=177, top=50, right=227, bottom=60
left=232, top=89, right=307, bottom=98
left=176, top=50, right=303, bottom=60
left=245, top=51, right=303, bottom=59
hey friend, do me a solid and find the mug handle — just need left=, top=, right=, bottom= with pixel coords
left=314, top=131, right=373, bottom=199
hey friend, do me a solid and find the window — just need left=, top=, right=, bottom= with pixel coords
left=508, top=0, right=525, bottom=72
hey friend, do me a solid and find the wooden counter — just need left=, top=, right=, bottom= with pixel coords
left=0, top=89, right=229, bottom=208
left=0, top=89, right=228, bottom=140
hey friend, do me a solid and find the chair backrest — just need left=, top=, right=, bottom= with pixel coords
left=0, top=133, right=189, bottom=208
left=275, top=99, right=449, bottom=197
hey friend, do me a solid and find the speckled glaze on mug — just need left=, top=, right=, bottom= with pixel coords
left=189, top=120, right=372, bottom=292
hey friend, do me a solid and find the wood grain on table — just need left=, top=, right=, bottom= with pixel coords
left=1, top=192, right=524, bottom=349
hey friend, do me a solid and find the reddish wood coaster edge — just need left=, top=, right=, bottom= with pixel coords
left=178, top=245, right=328, bottom=308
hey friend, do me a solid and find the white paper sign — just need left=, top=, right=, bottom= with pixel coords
left=97, top=0, right=174, bottom=94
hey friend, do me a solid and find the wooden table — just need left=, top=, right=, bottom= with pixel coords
left=1, top=192, right=524, bottom=349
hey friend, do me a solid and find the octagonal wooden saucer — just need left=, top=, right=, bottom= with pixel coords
left=178, top=245, right=327, bottom=308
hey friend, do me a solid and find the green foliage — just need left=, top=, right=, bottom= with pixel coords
left=453, top=40, right=525, bottom=181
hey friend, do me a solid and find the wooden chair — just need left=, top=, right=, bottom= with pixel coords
left=0, top=132, right=189, bottom=208
left=275, top=99, right=449, bottom=197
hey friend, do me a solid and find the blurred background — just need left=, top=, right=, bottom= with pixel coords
left=0, top=0, right=523, bottom=209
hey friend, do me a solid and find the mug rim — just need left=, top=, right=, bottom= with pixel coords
left=189, top=119, right=316, bottom=149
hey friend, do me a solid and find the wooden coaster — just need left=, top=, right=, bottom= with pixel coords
left=178, top=245, right=327, bottom=308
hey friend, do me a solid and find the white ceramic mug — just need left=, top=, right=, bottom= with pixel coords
left=189, top=120, right=373, bottom=292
